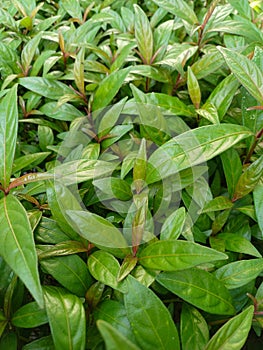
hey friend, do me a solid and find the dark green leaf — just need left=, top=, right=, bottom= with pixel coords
left=254, top=184, right=263, bottom=234
left=217, top=233, right=261, bottom=257
left=11, top=302, right=48, bottom=328
left=221, top=148, right=242, bottom=198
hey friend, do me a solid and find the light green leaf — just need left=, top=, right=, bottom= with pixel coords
left=254, top=184, right=263, bottom=234
left=233, top=155, right=263, bottom=200
left=12, top=152, right=50, bottom=174
left=218, top=46, right=263, bottom=104
left=201, top=196, right=233, bottom=213
left=61, top=0, right=82, bottom=21
left=187, top=66, right=201, bottom=109
left=138, top=240, right=228, bottom=271
left=21, top=32, right=42, bottom=74
left=88, top=251, right=127, bottom=293
left=214, top=259, right=263, bottom=289
left=160, top=207, right=186, bottom=240
left=39, top=102, right=84, bottom=121
left=192, top=51, right=225, bottom=80
left=146, top=124, right=252, bottom=184
left=22, top=336, right=54, bottom=350
left=157, top=268, right=236, bottom=315
left=124, top=276, right=180, bottom=350
left=134, top=5, right=153, bottom=64
left=92, top=68, right=130, bottom=111
left=180, top=303, right=209, bottom=350
left=11, top=302, right=48, bottom=328
left=217, top=233, right=262, bottom=257
left=44, top=286, right=86, bottom=350
left=0, top=85, right=18, bottom=188
left=0, top=195, right=43, bottom=307
left=19, top=77, right=76, bottom=100
left=227, top=0, right=251, bottom=19
left=204, top=306, right=254, bottom=350
left=152, top=0, right=198, bottom=25
left=97, top=320, right=140, bottom=350
left=74, top=47, right=85, bottom=95
left=196, top=102, right=219, bottom=124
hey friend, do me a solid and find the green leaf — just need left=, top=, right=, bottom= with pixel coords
left=216, top=233, right=262, bottom=257
left=40, top=255, right=92, bottom=297
left=117, top=255, right=138, bottom=282
left=201, top=196, right=233, bottom=213
left=152, top=0, right=198, bottom=25
left=0, top=195, right=43, bottom=307
left=124, top=275, right=180, bottom=350
left=97, top=320, right=140, bottom=350
left=94, top=300, right=136, bottom=343
left=74, top=47, right=85, bottom=95
left=0, top=85, right=18, bottom=188
left=134, top=5, right=153, bottom=64
left=12, top=152, right=50, bottom=173
left=146, top=124, right=252, bottom=184
left=44, top=286, right=86, bottom=350
left=221, top=148, right=242, bottom=198
left=191, top=51, right=225, bottom=80
left=157, top=268, right=235, bottom=315
left=0, top=332, right=17, bottom=350
left=214, top=259, right=263, bottom=289
left=11, top=302, right=48, bottom=328
left=227, top=0, right=251, bottom=19
left=160, top=207, right=186, bottom=240
left=254, top=184, right=263, bottom=234
left=93, top=177, right=132, bottom=201
left=88, top=251, right=127, bottom=293
left=206, top=74, right=240, bottom=120
left=180, top=303, right=209, bottom=350
left=39, top=102, right=84, bottom=121
left=66, top=210, right=130, bottom=257
left=19, top=77, right=76, bottom=100
left=196, top=102, right=219, bottom=125
left=187, top=66, right=201, bottom=109
left=218, top=47, right=263, bottom=104
left=38, top=126, right=54, bottom=151
left=233, top=155, right=263, bottom=200
left=204, top=306, right=254, bottom=350
left=92, top=68, right=130, bottom=111
left=22, top=336, right=54, bottom=350
left=61, top=0, right=82, bottom=21
left=21, top=32, right=42, bottom=74
left=138, top=240, right=228, bottom=271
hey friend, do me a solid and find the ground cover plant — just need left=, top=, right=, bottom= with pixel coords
left=0, top=0, right=263, bottom=349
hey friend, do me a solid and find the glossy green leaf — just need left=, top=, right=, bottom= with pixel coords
left=44, top=286, right=86, bottom=350
left=254, top=184, right=263, bottom=234
left=192, top=51, right=225, bottom=80
left=146, top=124, right=252, bottom=184
left=40, top=255, right=92, bottom=297
left=88, top=251, right=127, bottom=293
left=134, top=5, right=153, bottom=64
left=233, top=155, right=263, bottom=200
left=204, top=306, right=254, bottom=350
left=206, top=74, right=240, bottom=120
left=221, top=148, right=243, bottom=198
left=74, top=47, right=85, bottom=95
left=180, top=303, right=209, bottom=350
left=152, top=0, right=198, bottom=25
left=157, top=268, right=235, bottom=315
left=39, top=102, right=84, bottom=121
left=218, top=47, right=263, bottom=104
left=19, top=77, right=76, bottom=100
left=117, top=255, right=138, bottom=282
left=66, top=210, right=130, bottom=257
left=160, top=207, right=186, bottom=240
left=93, top=177, right=132, bottom=201
left=201, top=196, right=233, bottom=213
left=138, top=240, right=228, bottom=271
left=217, top=233, right=262, bottom=257
left=124, top=275, right=180, bottom=350
left=11, top=302, right=48, bottom=328
left=92, top=68, right=130, bottom=111
left=0, top=195, right=43, bottom=307
left=94, top=300, right=136, bottom=343
left=196, top=102, right=219, bottom=125
left=0, top=85, right=18, bottom=188
left=187, top=66, right=201, bottom=109
left=214, top=259, right=263, bottom=289
left=97, top=320, right=140, bottom=350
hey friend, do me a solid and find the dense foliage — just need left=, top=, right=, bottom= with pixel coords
left=0, top=0, right=263, bottom=349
